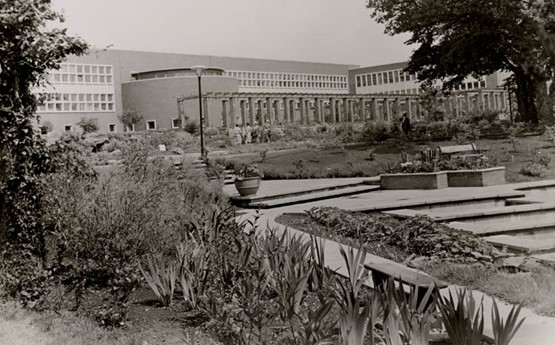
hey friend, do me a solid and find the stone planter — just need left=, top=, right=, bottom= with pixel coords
left=380, top=172, right=448, bottom=190
left=447, top=167, right=505, bottom=187
left=234, top=177, right=261, bottom=196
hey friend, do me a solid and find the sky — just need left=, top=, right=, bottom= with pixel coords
left=51, top=0, right=415, bottom=67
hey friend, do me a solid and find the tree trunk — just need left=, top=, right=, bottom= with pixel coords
left=514, top=70, right=539, bottom=124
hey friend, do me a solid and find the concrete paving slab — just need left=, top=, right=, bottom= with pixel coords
left=486, top=235, right=555, bottom=253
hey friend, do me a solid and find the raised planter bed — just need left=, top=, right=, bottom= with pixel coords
left=446, top=166, right=505, bottom=187
left=380, top=171, right=448, bottom=190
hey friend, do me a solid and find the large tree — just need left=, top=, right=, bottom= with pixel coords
left=0, top=0, right=87, bottom=251
left=367, top=0, right=555, bottom=124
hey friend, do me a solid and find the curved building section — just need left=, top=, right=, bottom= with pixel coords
left=122, top=68, right=238, bottom=131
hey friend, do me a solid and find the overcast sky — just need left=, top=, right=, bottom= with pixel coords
left=52, top=0, right=415, bottom=67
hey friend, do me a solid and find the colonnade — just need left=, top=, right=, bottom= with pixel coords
left=199, top=89, right=509, bottom=129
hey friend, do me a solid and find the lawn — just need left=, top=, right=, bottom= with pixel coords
left=218, top=134, right=555, bottom=182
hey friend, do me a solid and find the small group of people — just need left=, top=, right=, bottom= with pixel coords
left=231, top=122, right=272, bottom=145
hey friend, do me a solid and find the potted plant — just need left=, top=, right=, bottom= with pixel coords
left=234, top=163, right=262, bottom=196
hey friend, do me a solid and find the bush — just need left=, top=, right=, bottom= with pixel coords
left=184, top=120, right=199, bottom=135
left=77, top=117, right=99, bottom=134
left=204, top=127, right=220, bottom=138
left=520, top=163, right=544, bottom=177
left=360, top=121, right=391, bottom=142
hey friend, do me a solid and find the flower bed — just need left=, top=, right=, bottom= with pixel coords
left=447, top=166, right=506, bottom=187
left=381, top=171, right=448, bottom=190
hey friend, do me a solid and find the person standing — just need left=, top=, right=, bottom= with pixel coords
left=401, top=112, right=412, bottom=138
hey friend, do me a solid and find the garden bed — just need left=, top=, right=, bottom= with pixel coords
left=447, top=166, right=506, bottom=187
left=380, top=171, right=448, bottom=189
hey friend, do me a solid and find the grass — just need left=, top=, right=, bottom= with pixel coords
left=217, top=135, right=555, bottom=182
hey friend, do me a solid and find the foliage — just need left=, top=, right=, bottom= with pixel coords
left=140, top=256, right=177, bottom=307
left=0, top=0, right=88, bottom=254
left=360, top=120, right=391, bottom=142
left=234, top=162, right=261, bottom=178
left=438, top=289, right=485, bottom=345
left=491, top=299, right=525, bottom=345
left=39, top=120, right=53, bottom=134
left=204, top=127, right=220, bottom=138
left=77, top=117, right=99, bottom=134
left=532, top=151, right=551, bottom=167
left=367, top=0, right=555, bottom=124
left=184, top=120, right=199, bottom=135
left=453, top=124, right=481, bottom=144
left=118, top=109, right=143, bottom=128
left=520, top=162, right=544, bottom=177
left=306, top=207, right=495, bottom=262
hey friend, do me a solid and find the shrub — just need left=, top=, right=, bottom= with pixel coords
left=77, top=117, right=99, bottom=134
left=204, top=127, right=220, bottom=138
left=360, top=121, right=390, bottom=142
left=184, top=120, right=199, bottom=135
left=39, top=120, right=53, bottom=134
left=118, top=110, right=143, bottom=129
left=520, top=163, right=544, bottom=177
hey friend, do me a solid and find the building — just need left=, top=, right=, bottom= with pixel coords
left=36, top=50, right=510, bottom=134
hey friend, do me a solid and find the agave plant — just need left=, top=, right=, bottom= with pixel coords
left=336, top=246, right=382, bottom=345
left=491, top=298, right=525, bottom=345
left=140, top=255, right=177, bottom=307
left=438, top=289, right=484, bottom=345
left=176, top=238, right=209, bottom=309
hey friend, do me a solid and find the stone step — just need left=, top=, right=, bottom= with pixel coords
left=486, top=235, right=555, bottom=254
left=247, top=185, right=380, bottom=209
left=383, top=202, right=555, bottom=223
left=448, top=219, right=555, bottom=236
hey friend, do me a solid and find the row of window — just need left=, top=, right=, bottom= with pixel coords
left=226, top=70, right=348, bottom=91
left=454, top=80, right=487, bottom=90
left=37, top=93, right=115, bottom=113
left=47, top=63, right=114, bottom=85
left=356, top=69, right=418, bottom=88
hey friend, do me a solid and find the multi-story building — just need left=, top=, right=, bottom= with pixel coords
left=36, top=50, right=510, bottom=134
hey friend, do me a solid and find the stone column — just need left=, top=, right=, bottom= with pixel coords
left=406, top=98, right=413, bottom=120
left=299, top=97, right=306, bottom=125
left=372, top=98, right=379, bottom=121
left=465, top=92, right=471, bottom=112
left=257, top=99, right=263, bottom=125
left=342, top=98, right=349, bottom=123
left=229, top=97, right=236, bottom=128
left=315, top=98, right=322, bottom=123
left=240, top=100, right=247, bottom=125
left=477, top=90, right=484, bottom=110
left=203, top=96, right=210, bottom=127
left=283, top=97, right=290, bottom=124
left=395, top=98, right=401, bottom=120
left=266, top=97, right=272, bottom=125
left=290, top=100, right=296, bottom=123
left=248, top=97, right=255, bottom=125
left=330, top=98, right=336, bottom=124
left=384, top=98, right=390, bottom=122
left=221, top=99, right=229, bottom=128
left=273, top=100, right=280, bottom=125
left=359, top=98, right=365, bottom=122
left=349, top=99, right=355, bottom=122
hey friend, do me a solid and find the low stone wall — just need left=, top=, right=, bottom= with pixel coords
left=447, top=167, right=505, bottom=187
left=380, top=172, right=448, bottom=190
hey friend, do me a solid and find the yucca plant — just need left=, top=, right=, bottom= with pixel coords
left=336, top=246, right=381, bottom=345
left=140, top=255, right=177, bottom=307
left=378, top=280, right=437, bottom=345
left=438, top=289, right=484, bottom=345
left=176, top=238, right=209, bottom=309
left=491, top=299, right=525, bottom=345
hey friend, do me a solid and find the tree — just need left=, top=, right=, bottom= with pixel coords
left=118, top=109, right=143, bottom=131
left=367, top=0, right=555, bottom=124
left=77, top=117, right=99, bottom=134
left=0, top=0, right=88, bottom=251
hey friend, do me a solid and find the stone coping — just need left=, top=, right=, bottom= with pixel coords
left=449, top=219, right=555, bottom=236
left=486, top=235, right=555, bottom=253
left=387, top=201, right=555, bottom=222
left=444, top=166, right=505, bottom=173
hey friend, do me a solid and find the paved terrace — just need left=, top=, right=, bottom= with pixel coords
left=229, top=179, right=555, bottom=345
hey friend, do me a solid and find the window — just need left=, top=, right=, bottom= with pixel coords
left=109, top=123, right=116, bottom=133
left=372, top=74, right=377, bottom=85
left=362, top=75, right=367, bottom=87
left=394, top=70, right=399, bottom=83
left=64, top=125, right=72, bottom=132
left=146, top=120, right=156, bottom=130
left=126, top=124, right=135, bottom=132
left=172, top=118, right=182, bottom=129
left=388, top=71, right=394, bottom=83
left=356, top=76, right=361, bottom=87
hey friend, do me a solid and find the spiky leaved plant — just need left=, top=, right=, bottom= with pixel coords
left=336, top=246, right=381, bottom=345
left=491, top=299, right=525, bottom=345
left=140, top=256, right=177, bottom=307
left=176, top=238, right=209, bottom=310
left=438, top=289, right=484, bottom=345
